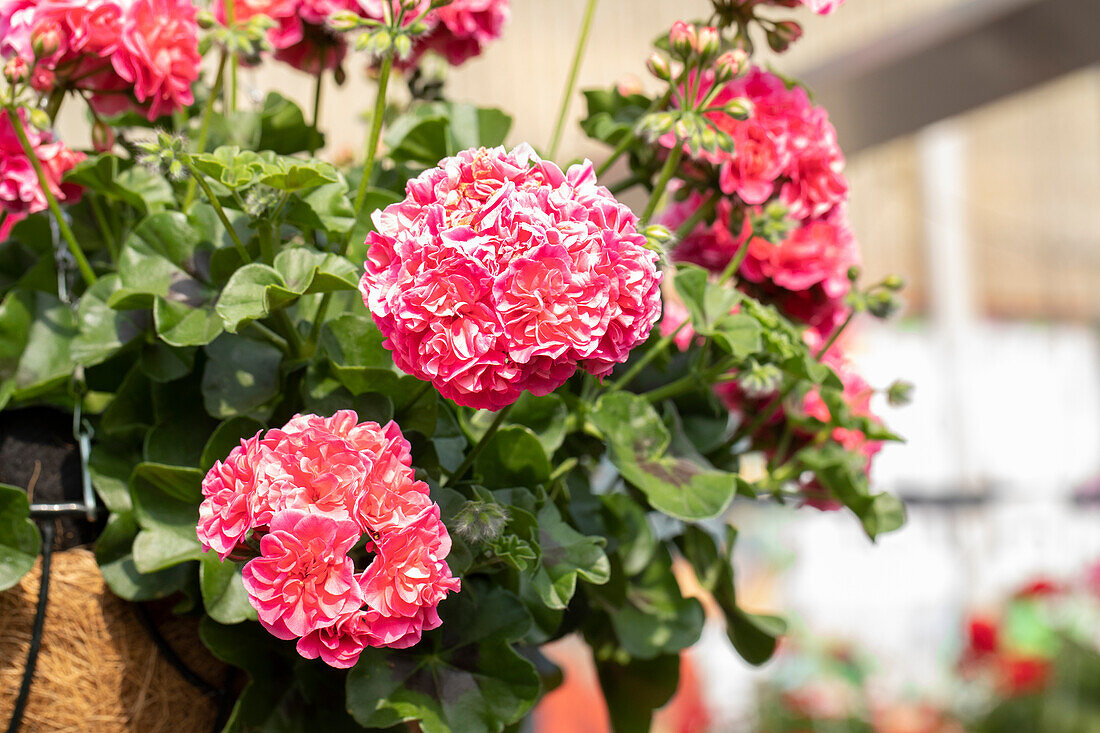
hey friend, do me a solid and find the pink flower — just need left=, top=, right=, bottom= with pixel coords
left=197, top=432, right=273, bottom=559
left=801, top=334, right=882, bottom=467
left=666, top=67, right=848, bottom=224
left=0, top=108, right=84, bottom=239
left=296, top=606, right=376, bottom=669
left=242, top=509, right=364, bottom=639
left=359, top=0, right=509, bottom=68
left=658, top=278, right=697, bottom=353
left=359, top=144, right=662, bottom=410
left=360, top=504, right=460, bottom=643
left=111, top=0, right=201, bottom=120
left=197, top=412, right=461, bottom=666
left=660, top=191, right=857, bottom=337
left=802, top=0, right=845, bottom=14
left=218, top=0, right=354, bottom=74
left=740, top=212, right=858, bottom=298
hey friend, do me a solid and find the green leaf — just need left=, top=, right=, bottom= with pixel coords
left=202, top=334, right=283, bottom=420
left=474, top=425, right=551, bottom=490
left=590, top=392, right=737, bottom=521
left=257, top=92, right=324, bottom=155
left=72, top=274, right=147, bottom=367
left=602, top=545, right=705, bottom=659
left=95, top=511, right=190, bottom=601
left=153, top=296, right=224, bottom=347
left=320, top=312, right=394, bottom=371
left=115, top=211, right=214, bottom=305
left=138, top=341, right=197, bottom=382
left=274, top=248, right=358, bottom=294
left=285, top=182, right=356, bottom=237
left=385, top=102, right=512, bottom=168
left=600, top=493, right=657, bottom=576
left=88, top=444, right=136, bottom=512
left=144, top=411, right=218, bottom=467
left=200, top=553, right=257, bottom=624
left=101, top=365, right=155, bottom=437
left=532, top=502, right=609, bottom=610
left=475, top=392, right=567, bottom=455
left=215, top=263, right=296, bottom=333
left=0, top=289, right=78, bottom=401
left=201, top=416, right=266, bottom=471
left=0, top=483, right=42, bottom=591
left=65, top=154, right=174, bottom=213
left=346, top=584, right=538, bottom=733
left=130, top=462, right=203, bottom=572
left=580, top=88, right=653, bottom=145
left=596, top=654, right=681, bottom=733
left=727, top=609, right=787, bottom=666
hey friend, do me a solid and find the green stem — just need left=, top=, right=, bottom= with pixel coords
left=814, top=310, right=856, bottom=361
left=183, top=51, right=228, bottom=210
left=258, top=220, right=276, bottom=264
left=224, top=0, right=237, bottom=114
left=247, top=321, right=289, bottom=353
left=549, top=457, right=579, bottom=484
left=607, top=175, right=644, bottom=195
left=608, top=322, right=683, bottom=394
left=596, top=91, right=671, bottom=179
left=310, top=72, right=324, bottom=153
left=44, top=88, right=66, bottom=124
left=641, top=357, right=736, bottom=404
left=271, top=308, right=304, bottom=357
left=351, top=53, right=394, bottom=227
left=675, top=189, right=720, bottom=241
left=88, top=194, right=117, bottom=264
left=7, top=106, right=96, bottom=285
left=184, top=161, right=248, bottom=261
left=717, top=227, right=752, bottom=285
left=547, top=0, right=599, bottom=160
left=442, top=403, right=514, bottom=488
left=306, top=291, right=332, bottom=350
left=640, top=144, right=683, bottom=226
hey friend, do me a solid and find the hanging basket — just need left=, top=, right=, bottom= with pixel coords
left=0, top=549, right=227, bottom=732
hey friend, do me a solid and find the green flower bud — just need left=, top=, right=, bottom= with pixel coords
left=453, top=500, right=511, bottom=544
left=646, top=52, right=671, bottom=82
left=886, top=380, right=914, bottom=407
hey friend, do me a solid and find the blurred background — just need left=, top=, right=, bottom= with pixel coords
left=61, top=0, right=1100, bottom=728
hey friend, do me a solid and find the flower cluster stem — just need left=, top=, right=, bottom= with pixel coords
left=7, top=106, right=97, bottom=285
left=351, top=53, right=394, bottom=228
left=548, top=0, right=599, bottom=160
left=443, top=403, right=514, bottom=488
left=183, top=51, right=228, bottom=210
left=184, top=161, right=249, bottom=261
left=640, top=144, right=683, bottom=226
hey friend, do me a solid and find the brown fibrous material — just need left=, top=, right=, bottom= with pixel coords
left=0, top=549, right=226, bottom=733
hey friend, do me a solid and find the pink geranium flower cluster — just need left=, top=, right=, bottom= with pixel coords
left=360, top=0, right=510, bottom=68
left=0, top=108, right=84, bottom=239
left=217, top=0, right=358, bottom=74
left=359, top=143, right=662, bottom=410
left=661, top=66, right=857, bottom=337
left=196, top=411, right=460, bottom=668
left=0, top=0, right=201, bottom=121
left=728, top=0, right=845, bottom=15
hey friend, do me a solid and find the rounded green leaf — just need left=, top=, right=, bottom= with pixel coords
left=0, top=483, right=42, bottom=591
left=474, top=425, right=551, bottom=490
left=202, top=334, right=283, bottom=420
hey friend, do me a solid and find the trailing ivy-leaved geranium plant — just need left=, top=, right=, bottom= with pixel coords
left=0, top=0, right=911, bottom=729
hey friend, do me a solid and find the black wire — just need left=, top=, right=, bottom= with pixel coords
left=6, top=522, right=55, bottom=733
left=131, top=603, right=220, bottom=697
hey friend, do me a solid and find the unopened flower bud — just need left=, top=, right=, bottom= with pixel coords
left=195, top=9, right=216, bottom=29
left=724, top=97, right=753, bottom=120
left=646, top=52, right=671, bottom=82
left=867, top=289, right=903, bottom=319
left=847, top=265, right=861, bottom=282
left=766, top=20, right=802, bottom=53
left=31, top=20, right=61, bottom=58
left=696, top=26, right=720, bottom=58
left=886, top=380, right=914, bottom=407
left=329, top=10, right=360, bottom=31
left=453, top=500, right=510, bottom=544
left=407, top=21, right=429, bottom=35
left=393, top=33, right=412, bottom=59
left=91, top=120, right=115, bottom=153
left=30, top=67, right=55, bottom=93
left=28, top=108, right=51, bottom=130
left=644, top=224, right=673, bottom=248
left=668, top=20, right=697, bottom=58
left=714, top=49, right=747, bottom=82
left=740, top=362, right=783, bottom=399
left=3, top=57, right=28, bottom=84
left=883, top=274, right=905, bottom=291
